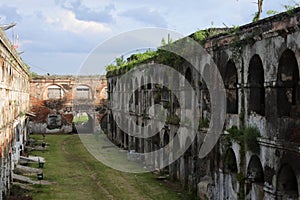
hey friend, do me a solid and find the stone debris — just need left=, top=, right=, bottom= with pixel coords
left=20, top=156, right=45, bottom=163
left=14, top=165, right=42, bottom=175
left=13, top=174, right=52, bottom=185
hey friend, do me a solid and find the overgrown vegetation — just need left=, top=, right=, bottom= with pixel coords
left=106, top=50, right=158, bottom=77
left=223, top=126, right=260, bottom=199
left=266, top=0, right=300, bottom=17
left=224, top=126, right=261, bottom=153
left=72, top=114, right=89, bottom=124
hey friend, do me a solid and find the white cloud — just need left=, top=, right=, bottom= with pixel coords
left=0, top=0, right=291, bottom=75
left=46, top=10, right=111, bottom=35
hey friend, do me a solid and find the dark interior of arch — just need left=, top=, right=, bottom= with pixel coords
left=277, top=164, right=298, bottom=197
left=225, top=60, right=238, bottom=114
left=224, top=148, right=238, bottom=173
left=247, top=155, right=264, bottom=183
left=249, top=55, right=265, bottom=116
left=277, top=49, right=299, bottom=117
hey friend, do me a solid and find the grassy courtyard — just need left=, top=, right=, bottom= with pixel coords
left=18, top=134, right=191, bottom=200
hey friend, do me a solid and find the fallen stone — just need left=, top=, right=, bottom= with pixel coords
left=20, top=156, right=45, bottom=163
left=14, top=165, right=42, bottom=175
left=13, top=174, right=52, bottom=185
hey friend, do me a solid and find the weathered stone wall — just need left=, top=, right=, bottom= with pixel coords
left=107, top=8, right=300, bottom=200
left=29, top=75, right=107, bottom=133
left=0, top=28, right=30, bottom=199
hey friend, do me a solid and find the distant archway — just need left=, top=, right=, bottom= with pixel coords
left=73, top=112, right=94, bottom=133
left=75, top=85, right=93, bottom=100
left=44, top=84, right=65, bottom=100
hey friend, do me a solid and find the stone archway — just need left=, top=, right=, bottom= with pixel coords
left=246, top=155, right=264, bottom=199
left=223, top=148, right=238, bottom=199
left=277, top=49, right=299, bottom=117
left=172, top=133, right=180, bottom=180
left=74, top=85, right=93, bottom=100
left=225, top=60, right=238, bottom=114
left=163, top=131, right=170, bottom=174
left=73, top=112, right=94, bottom=133
left=184, top=137, right=192, bottom=189
left=248, top=55, right=265, bottom=116
left=276, top=164, right=299, bottom=199
left=43, top=84, right=65, bottom=100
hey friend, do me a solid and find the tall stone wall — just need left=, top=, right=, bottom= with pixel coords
left=0, top=28, right=30, bottom=199
left=107, top=8, right=300, bottom=200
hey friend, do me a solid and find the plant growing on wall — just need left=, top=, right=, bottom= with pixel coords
left=224, top=126, right=261, bottom=154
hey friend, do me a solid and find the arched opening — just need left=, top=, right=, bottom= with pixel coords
left=185, top=67, right=192, bottom=84
left=277, top=49, right=300, bottom=117
left=45, top=85, right=64, bottom=100
left=72, top=112, right=94, bottom=133
left=172, top=133, right=180, bottom=180
left=162, top=72, right=169, bottom=106
left=75, top=85, right=93, bottom=100
left=224, top=148, right=238, bottom=173
left=163, top=131, right=170, bottom=174
left=184, top=137, right=192, bottom=189
left=224, top=148, right=238, bottom=194
left=135, top=137, right=140, bottom=152
left=129, top=80, right=134, bottom=113
left=277, top=164, right=299, bottom=199
left=249, top=55, right=265, bottom=116
left=224, top=60, right=238, bottom=114
left=141, top=76, right=144, bottom=89
left=247, top=155, right=264, bottom=182
left=120, top=129, right=125, bottom=147
left=134, top=78, right=139, bottom=107
left=184, top=67, right=192, bottom=109
left=246, top=155, right=264, bottom=199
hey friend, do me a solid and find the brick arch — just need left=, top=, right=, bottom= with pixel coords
left=73, top=84, right=94, bottom=100
left=42, top=84, right=66, bottom=100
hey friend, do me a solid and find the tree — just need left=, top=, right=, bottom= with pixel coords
left=253, top=0, right=264, bottom=22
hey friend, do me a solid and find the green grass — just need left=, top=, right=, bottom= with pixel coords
left=25, top=134, right=187, bottom=200
left=72, top=115, right=88, bottom=124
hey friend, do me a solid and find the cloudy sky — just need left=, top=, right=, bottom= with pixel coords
left=0, top=0, right=291, bottom=75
